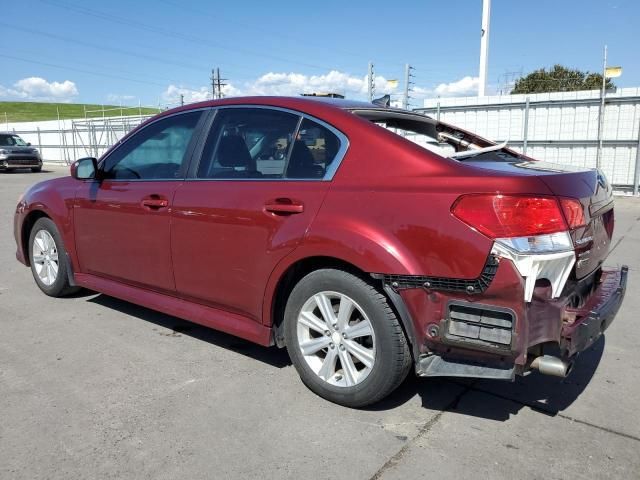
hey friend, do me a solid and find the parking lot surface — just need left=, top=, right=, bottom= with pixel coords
left=1, top=166, right=639, bottom=480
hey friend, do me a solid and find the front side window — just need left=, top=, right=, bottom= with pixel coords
left=102, top=111, right=202, bottom=180
left=197, top=108, right=300, bottom=179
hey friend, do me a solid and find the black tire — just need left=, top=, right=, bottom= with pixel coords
left=28, top=217, right=79, bottom=297
left=284, top=269, right=411, bottom=408
left=31, top=166, right=42, bottom=173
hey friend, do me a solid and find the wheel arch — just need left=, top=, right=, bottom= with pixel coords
left=20, top=209, right=51, bottom=267
left=267, top=254, right=418, bottom=360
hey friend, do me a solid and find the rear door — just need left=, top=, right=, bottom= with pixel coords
left=171, top=107, right=347, bottom=321
left=74, top=110, right=204, bottom=292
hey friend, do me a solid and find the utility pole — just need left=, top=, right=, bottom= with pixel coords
left=367, top=62, right=375, bottom=102
left=478, top=0, right=491, bottom=97
left=180, top=94, right=184, bottom=106
left=211, top=68, right=216, bottom=100
left=402, top=64, right=415, bottom=110
left=211, top=68, right=228, bottom=99
left=596, top=45, right=608, bottom=170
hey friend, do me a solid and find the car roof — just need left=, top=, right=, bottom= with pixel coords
left=159, top=95, right=418, bottom=119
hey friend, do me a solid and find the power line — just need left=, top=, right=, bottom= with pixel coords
left=157, top=0, right=413, bottom=71
left=0, top=53, right=208, bottom=97
left=0, top=22, right=211, bottom=74
left=39, top=0, right=340, bottom=73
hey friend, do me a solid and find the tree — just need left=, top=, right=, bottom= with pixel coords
left=511, top=64, right=615, bottom=94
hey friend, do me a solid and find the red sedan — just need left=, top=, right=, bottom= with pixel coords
left=14, top=96, right=627, bottom=407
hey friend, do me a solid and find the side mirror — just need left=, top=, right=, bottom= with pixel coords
left=70, top=157, right=98, bottom=180
left=27, top=142, right=32, bottom=146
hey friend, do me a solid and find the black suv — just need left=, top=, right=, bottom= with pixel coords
left=0, top=133, right=42, bottom=172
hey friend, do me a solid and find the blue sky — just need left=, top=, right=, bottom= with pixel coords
left=1, top=0, right=638, bottom=107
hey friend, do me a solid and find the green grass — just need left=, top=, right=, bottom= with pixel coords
left=0, top=101, right=162, bottom=123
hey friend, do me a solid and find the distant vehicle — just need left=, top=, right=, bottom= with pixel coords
left=13, top=97, right=627, bottom=407
left=0, top=133, right=42, bottom=172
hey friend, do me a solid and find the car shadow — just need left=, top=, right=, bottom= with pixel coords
left=83, top=292, right=603, bottom=418
left=87, top=293, right=292, bottom=369
left=367, top=337, right=605, bottom=421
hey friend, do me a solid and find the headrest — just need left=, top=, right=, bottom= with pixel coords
left=216, top=136, right=252, bottom=168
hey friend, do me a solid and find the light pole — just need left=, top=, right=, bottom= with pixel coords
left=478, top=0, right=491, bottom=97
left=595, top=45, right=622, bottom=170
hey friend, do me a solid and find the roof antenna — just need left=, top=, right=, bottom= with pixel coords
left=372, top=94, right=391, bottom=107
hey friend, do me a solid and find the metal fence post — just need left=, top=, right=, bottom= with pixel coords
left=37, top=127, right=42, bottom=160
left=523, top=96, right=530, bottom=155
left=634, top=119, right=640, bottom=196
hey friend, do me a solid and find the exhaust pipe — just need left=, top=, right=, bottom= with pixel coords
left=530, top=355, right=572, bottom=378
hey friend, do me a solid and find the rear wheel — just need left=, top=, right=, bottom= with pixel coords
left=28, top=217, right=79, bottom=297
left=284, top=269, right=411, bottom=407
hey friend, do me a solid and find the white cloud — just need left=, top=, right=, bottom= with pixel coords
left=163, top=70, right=402, bottom=106
left=162, top=72, right=481, bottom=108
left=433, top=76, right=479, bottom=97
left=107, top=93, right=137, bottom=103
left=237, top=70, right=400, bottom=97
left=0, top=77, right=78, bottom=102
left=162, top=84, right=212, bottom=105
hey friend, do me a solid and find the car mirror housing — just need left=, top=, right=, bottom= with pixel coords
left=71, top=157, right=98, bottom=180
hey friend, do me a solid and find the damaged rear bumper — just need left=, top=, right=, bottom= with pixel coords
left=561, top=266, right=627, bottom=357
left=379, top=259, right=627, bottom=381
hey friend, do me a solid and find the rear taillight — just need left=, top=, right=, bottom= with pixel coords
left=451, top=194, right=568, bottom=239
left=559, top=198, right=586, bottom=229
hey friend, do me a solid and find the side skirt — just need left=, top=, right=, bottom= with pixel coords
left=75, top=273, right=273, bottom=346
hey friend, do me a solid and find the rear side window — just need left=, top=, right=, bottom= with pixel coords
left=102, top=111, right=202, bottom=180
left=197, top=108, right=300, bottom=179
left=196, top=108, right=344, bottom=180
left=287, top=118, right=340, bottom=179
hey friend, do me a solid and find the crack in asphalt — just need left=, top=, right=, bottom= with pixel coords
left=465, top=384, right=640, bottom=443
left=368, top=385, right=472, bottom=480
left=369, top=379, right=639, bottom=480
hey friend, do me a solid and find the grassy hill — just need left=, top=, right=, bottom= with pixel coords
left=0, top=101, right=162, bottom=123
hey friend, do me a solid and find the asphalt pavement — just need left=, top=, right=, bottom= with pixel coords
left=1, top=165, right=639, bottom=479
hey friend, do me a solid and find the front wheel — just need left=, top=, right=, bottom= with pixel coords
left=28, top=217, right=79, bottom=297
left=284, top=269, right=411, bottom=408
left=31, top=166, right=42, bottom=173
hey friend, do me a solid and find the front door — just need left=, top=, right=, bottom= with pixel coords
left=74, top=110, right=204, bottom=292
left=171, top=107, right=346, bottom=321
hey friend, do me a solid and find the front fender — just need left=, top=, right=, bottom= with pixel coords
left=15, top=177, right=79, bottom=271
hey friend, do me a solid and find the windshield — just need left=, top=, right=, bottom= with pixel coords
left=0, top=134, right=28, bottom=147
left=351, top=109, right=518, bottom=161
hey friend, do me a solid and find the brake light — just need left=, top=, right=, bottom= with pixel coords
left=559, top=198, right=586, bottom=229
left=451, top=194, right=568, bottom=239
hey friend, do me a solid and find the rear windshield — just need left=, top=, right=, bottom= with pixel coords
left=0, top=134, right=27, bottom=146
left=351, top=109, right=519, bottom=161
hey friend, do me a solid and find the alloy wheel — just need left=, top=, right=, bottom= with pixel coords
left=32, top=230, right=59, bottom=286
left=296, top=291, right=376, bottom=387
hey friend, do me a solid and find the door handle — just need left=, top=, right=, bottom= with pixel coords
left=141, top=197, right=169, bottom=209
left=264, top=198, right=304, bottom=214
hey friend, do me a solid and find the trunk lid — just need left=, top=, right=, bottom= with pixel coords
left=463, top=156, right=614, bottom=279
